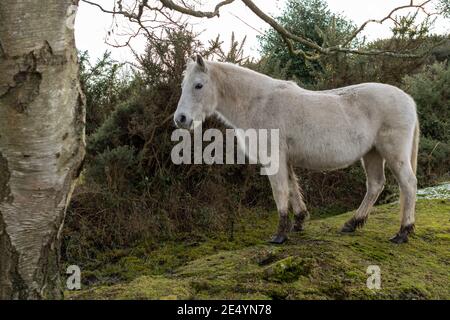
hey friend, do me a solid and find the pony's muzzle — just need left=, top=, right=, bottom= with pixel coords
left=174, top=113, right=192, bottom=129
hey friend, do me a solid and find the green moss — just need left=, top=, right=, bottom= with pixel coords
left=66, top=276, right=192, bottom=300
left=67, top=199, right=450, bottom=300
left=263, top=257, right=317, bottom=283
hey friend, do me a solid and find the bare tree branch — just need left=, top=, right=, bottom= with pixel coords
left=82, top=0, right=133, bottom=17
left=158, top=0, right=235, bottom=18
left=342, top=0, right=435, bottom=47
left=228, top=12, right=264, bottom=35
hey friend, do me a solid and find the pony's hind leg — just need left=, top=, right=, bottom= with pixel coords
left=341, top=149, right=385, bottom=233
left=288, top=165, right=309, bottom=232
left=376, top=125, right=418, bottom=243
left=267, top=154, right=291, bottom=244
left=385, top=156, right=417, bottom=244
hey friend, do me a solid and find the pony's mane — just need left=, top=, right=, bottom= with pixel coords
left=182, top=59, right=273, bottom=88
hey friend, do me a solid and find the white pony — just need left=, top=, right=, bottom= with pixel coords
left=174, top=55, right=419, bottom=244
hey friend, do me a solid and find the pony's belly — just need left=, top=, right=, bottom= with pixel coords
left=292, top=156, right=357, bottom=171
left=289, top=143, right=369, bottom=171
left=286, top=123, right=375, bottom=171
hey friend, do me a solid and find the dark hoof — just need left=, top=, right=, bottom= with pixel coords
left=389, top=233, right=408, bottom=244
left=340, top=222, right=356, bottom=233
left=389, top=224, right=414, bottom=244
left=292, top=212, right=308, bottom=232
left=269, top=234, right=288, bottom=244
left=340, top=217, right=367, bottom=233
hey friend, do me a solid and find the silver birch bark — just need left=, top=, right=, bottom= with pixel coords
left=0, top=0, right=85, bottom=299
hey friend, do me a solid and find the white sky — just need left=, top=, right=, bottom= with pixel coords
left=75, top=0, right=449, bottom=63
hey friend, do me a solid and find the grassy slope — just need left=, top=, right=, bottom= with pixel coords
left=67, top=199, right=450, bottom=300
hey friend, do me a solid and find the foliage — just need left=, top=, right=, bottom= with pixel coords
left=79, top=51, right=131, bottom=134
left=306, top=35, right=441, bottom=89
left=403, top=62, right=450, bottom=183
left=403, top=62, right=450, bottom=142
left=437, top=0, right=450, bottom=18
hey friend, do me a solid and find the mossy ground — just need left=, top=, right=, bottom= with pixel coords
left=66, top=199, right=450, bottom=300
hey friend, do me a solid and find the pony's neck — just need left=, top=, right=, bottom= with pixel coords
left=209, top=62, right=274, bottom=128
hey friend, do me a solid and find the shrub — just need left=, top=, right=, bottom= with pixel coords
left=403, top=62, right=450, bottom=142
left=79, top=51, right=132, bottom=135
left=402, top=62, right=450, bottom=185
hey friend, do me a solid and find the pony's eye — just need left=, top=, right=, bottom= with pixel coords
left=195, top=83, right=203, bottom=90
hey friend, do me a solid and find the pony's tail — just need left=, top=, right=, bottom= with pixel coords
left=411, top=119, right=420, bottom=175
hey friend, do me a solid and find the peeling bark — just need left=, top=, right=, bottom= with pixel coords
left=0, top=1, right=85, bottom=299
left=0, top=212, right=26, bottom=299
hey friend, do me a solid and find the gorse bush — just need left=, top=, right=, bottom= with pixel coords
left=418, top=138, right=450, bottom=183
left=79, top=51, right=132, bottom=135
left=403, top=62, right=450, bottom=183
left=403, top=62, right=450, bottom=142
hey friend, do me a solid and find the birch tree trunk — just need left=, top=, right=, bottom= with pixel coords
left=0, top=0, right=85, bottom=299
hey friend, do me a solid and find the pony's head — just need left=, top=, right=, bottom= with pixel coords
left=174, top=55, right=218, bottom=130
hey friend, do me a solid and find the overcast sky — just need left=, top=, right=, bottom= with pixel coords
left=75, top=0, right=449, bottom=63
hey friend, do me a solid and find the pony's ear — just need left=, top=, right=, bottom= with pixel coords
left=186, top=55, right=196, bottom=64
left=196, top=54, right=207, bottom=72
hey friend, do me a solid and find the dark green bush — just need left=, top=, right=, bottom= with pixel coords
left=401, top=61, right=450, bottom=185
left=417, top=137, right=450, bottom=184
left=79, top=51, right=132, bottom=135
left=403, top=62, right=450, bottom=142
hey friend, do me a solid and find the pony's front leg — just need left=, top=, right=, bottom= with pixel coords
left=267, top=157, right=291, bottom=244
